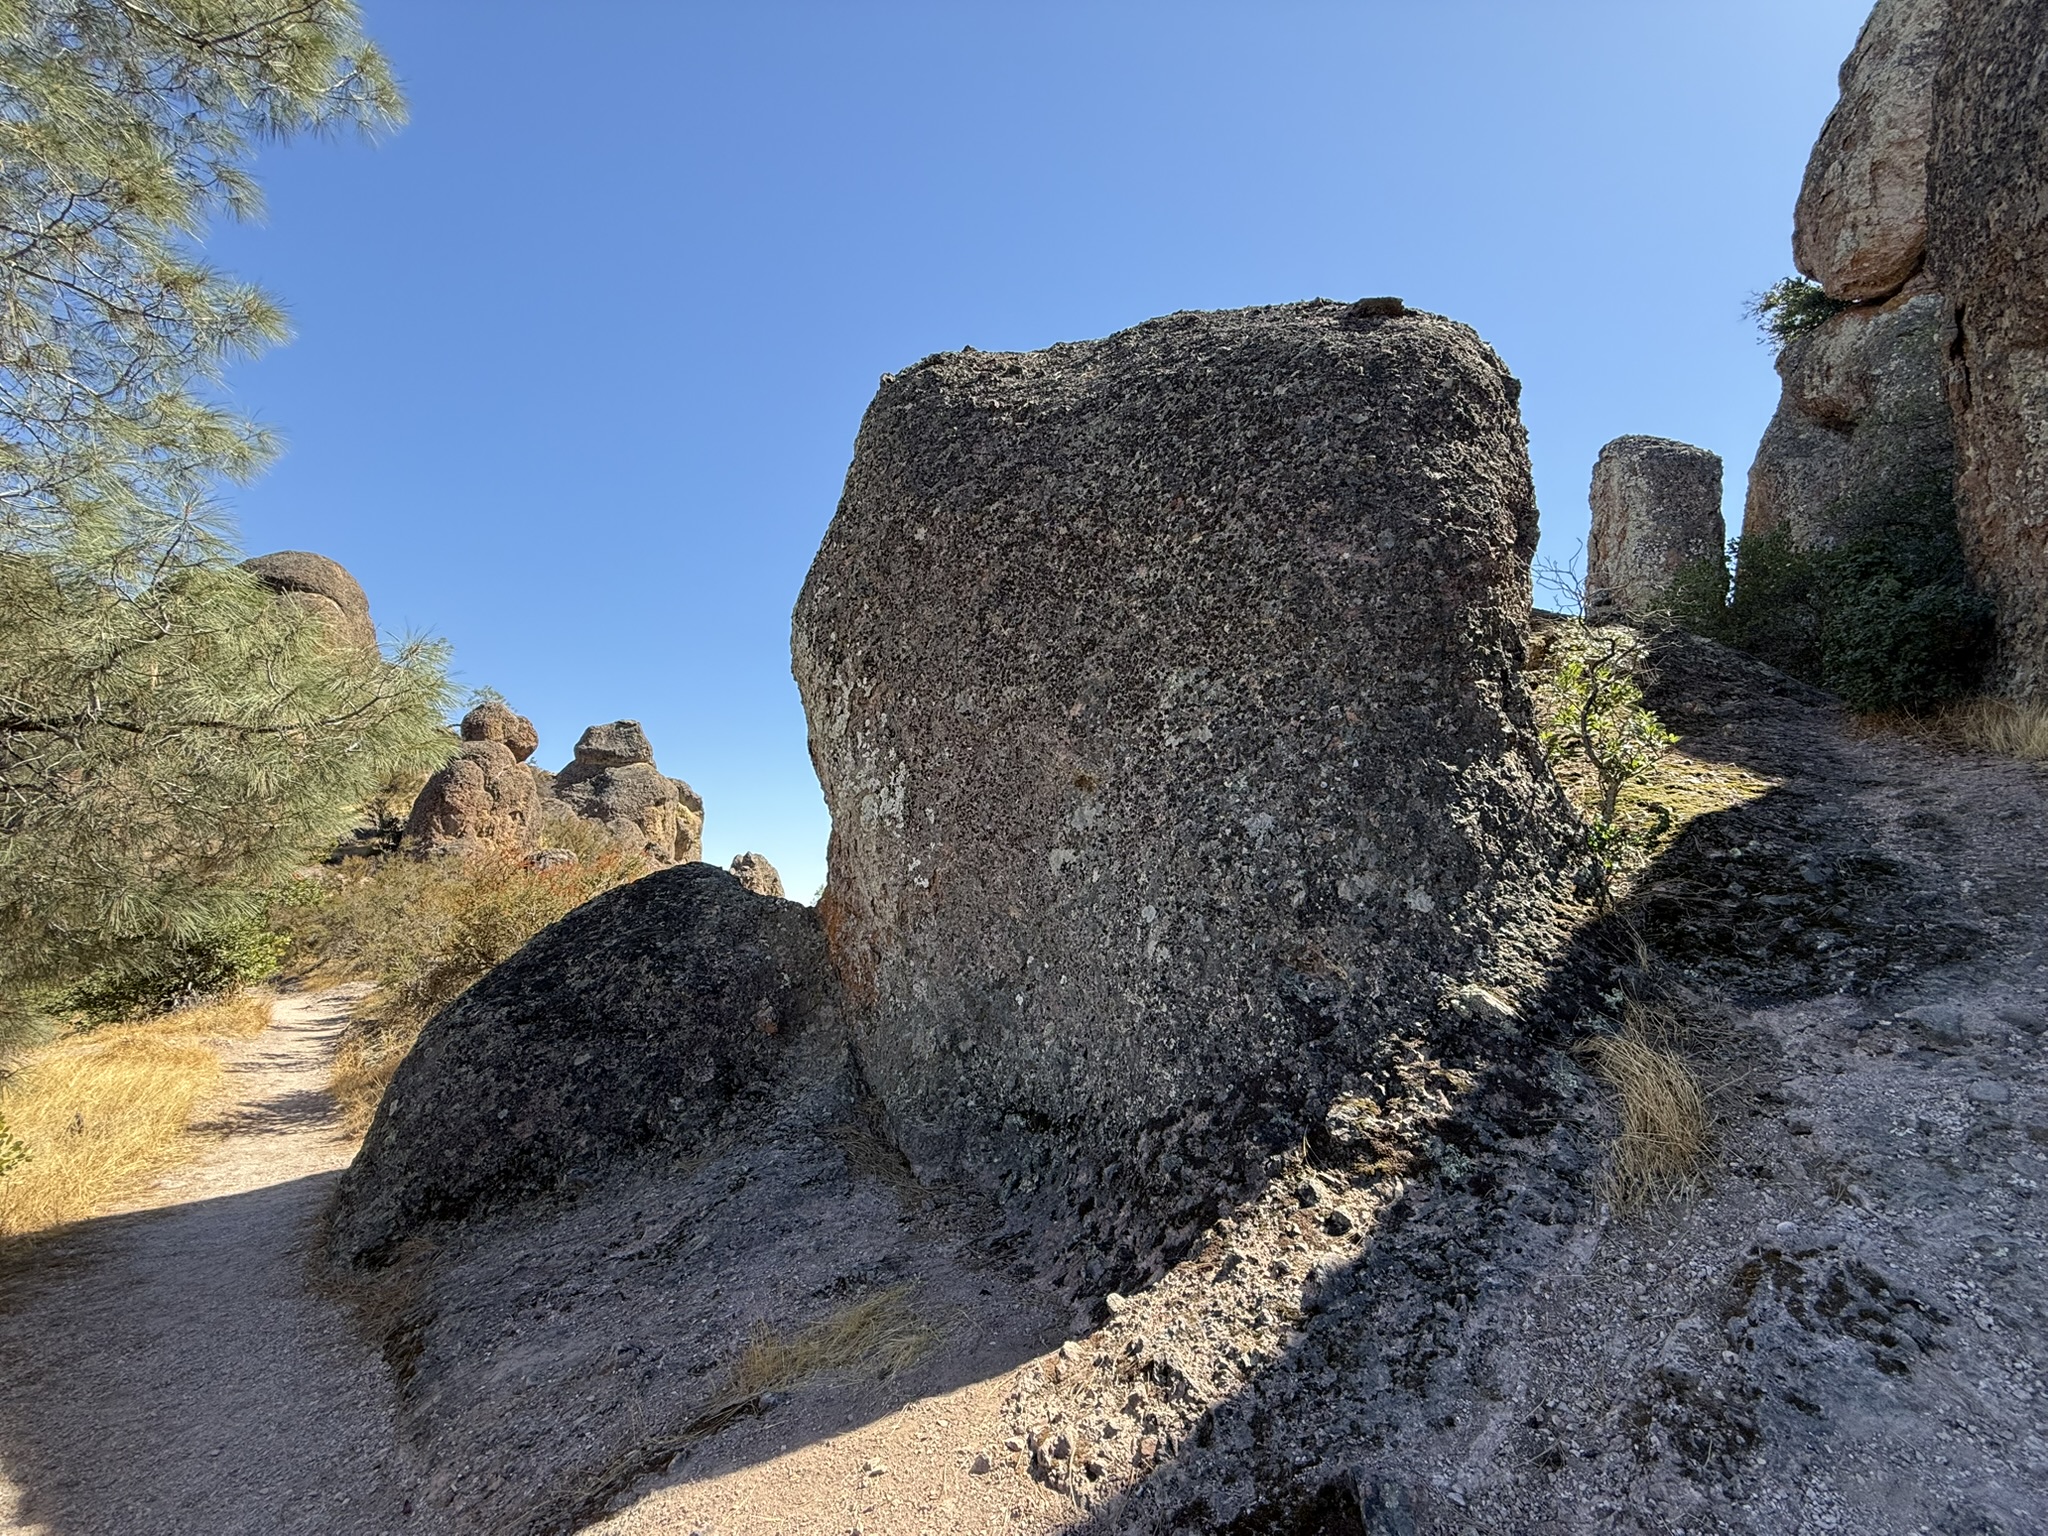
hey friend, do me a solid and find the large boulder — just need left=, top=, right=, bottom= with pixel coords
left=1928, top=0, right=2048, bottom=696
left=791, top=301, right=1573, bottom=1267
left=1741, top=292, right=1955, bottom=551
left=239, top=550, right=378, bottom=651
left=402, top=739, right=542, bottom=857
left=1792, top=0, right=1947, bottom=302
left=329, top=864, right=833, bottom=1264
left=1586, top=436, right=1724, bottom=617
left=566, top=720, right=653, bottom=770
left=671, top=778, right=705, bottom=864
left=459, top=699, right=539, bottom=763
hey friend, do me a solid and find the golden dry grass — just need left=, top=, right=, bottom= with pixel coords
left=1579, top=1004, right=1711, bottom=1205
left=1935, top=696, right=2048, bottom=761
left=0, top=992, right=274, bottom=1237
left=731, top=1285, right=936, bottom=1396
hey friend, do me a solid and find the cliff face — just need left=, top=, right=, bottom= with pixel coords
left=1749, top=0, right=2048, bottom=700
left=1927, top=0, right=2048, bottom=698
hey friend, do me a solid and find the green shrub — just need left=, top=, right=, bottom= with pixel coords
left=1665, top=485, right=1990, bottom=714
left=1751, top=276, right=1850, bottom=348
left=64, top=914, right=290, bottom=1023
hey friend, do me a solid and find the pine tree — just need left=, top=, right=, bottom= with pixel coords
left=0, top=2, right=452, bottom=1009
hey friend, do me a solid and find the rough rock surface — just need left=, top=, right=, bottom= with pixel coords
left=458, top=700, right=538, bottom=763
left=1928, top=0, right=2048, bottom=697
left=1742, top=292, right=1955, bottom=551
left=569, top=720, right=654, bottom=770
left=728, top=851, right=784, bottom=898
left=671, top=778, right=704, bottom=864
left=328, top=863, right=832, bottom=1265
left=1793, top=0, right=1947, bottom=302
left=402, top=739, right=541, bottom=858
left=1586, top=435, right=1724, bottom=616
left=791, top=301, right=1576, bottom=1279
left=240, top=549, right=378, bottom=651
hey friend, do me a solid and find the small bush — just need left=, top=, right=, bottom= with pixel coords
left=63, top=914, right=290, bottom=1023
left=298, top=845, right=645, bottom=1130
left=1751, top=276, right=1849, bottom=348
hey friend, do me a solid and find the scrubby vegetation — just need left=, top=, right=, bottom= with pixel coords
left=1668, top=488, right=1993, bottom=715
left=0, top=992, right=272, bottom=1238
left=298, top=835, right=645, bottom=1131
left=1750, top=275, right=1850, bottom=348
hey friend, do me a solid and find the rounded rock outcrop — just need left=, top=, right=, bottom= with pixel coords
left=239, top=550, right=378, bottom=651
left=403, top=739, right=542, bottom=857
left=728, top=851, right=784, bottom=898
left=459, top=700, right=539, bottom=763
left=791, top=300, right=1574, bottom=1263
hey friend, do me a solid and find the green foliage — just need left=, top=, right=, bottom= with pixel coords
left=1533, top=621, right=1677, bottom=879
left=0, top=4, right=449, bottom=1006
left=64, top=911, right=287, bottom=1021
left=0, top=0, right=402, bottom=561
left=1664, top=486, right=1990, bottom=713
left=0, top=553, right=454, bottom=996
left=1750, top=276, right=1850, bottom=350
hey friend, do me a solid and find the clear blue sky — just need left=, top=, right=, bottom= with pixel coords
left=210, top=1, right=1870, bottom=899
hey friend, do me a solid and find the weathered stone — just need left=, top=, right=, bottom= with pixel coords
left=672, top=778, right=705, bottom=864
left=239, top=550, right=378, bottom=651
left=1793, top=0, right=1947, bottom=302
left=729, top=852, right=784, bottom=898
left=459, top=699, right=539, bottom=763
left=1586, top=436, right=1724, bottom=616
left=1741, top=293, right=1956, bottom=552
left=328, top=863, right=832, bottom=1264
left=403, top=739, right=542, bottom=857
left=1928, top=0, right=2048, bottom=696
left=791, top=301, right=1573, bottom=1263
left=552, top=761, right=681, bottom=865
left=566, top=720, right=655, bottom=773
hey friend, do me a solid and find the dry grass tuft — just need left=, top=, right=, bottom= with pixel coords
left=1933, top=696, right=2048, bottom=762
left=1579, top=999, right=1711, bottom=1205
left=0, top=992, right=275, bottom=1237
left=730, top=1284, right=936, bottom=1397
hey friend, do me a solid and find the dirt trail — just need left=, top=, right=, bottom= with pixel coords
left=0, top=987, right=435, bottom=1536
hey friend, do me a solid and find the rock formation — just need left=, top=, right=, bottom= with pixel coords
left=239, top=550, right=378, bottom=651
left=458, top=699, right=538, bottom=763
left=728, top=851, right=784, bottom=898
left=402, top=739, right=542, bottom=857
left=1744, top=292, right=1954, bottom=550
left=1586, top=436, right=1724, bottom=616
left=547, top=720, right=702, bottom=866
left=329, top=863, right=831, bottom=1263
left=1791, top=0, right=1946, bottom=302
left=792, top=300, right=1574, bottom=1267
left=1927, top=0, right=2048, bottom=696
left=1750, top=0, right=2046, bottom=697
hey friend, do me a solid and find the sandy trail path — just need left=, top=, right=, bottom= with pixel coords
left=0, top=987, right=435, bottom=1536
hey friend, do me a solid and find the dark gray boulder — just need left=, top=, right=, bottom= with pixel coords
left=328, top=863, right=833, bottom=1265
left=791, top=300, right=1574, bottom=1270
left=1586, top=435, right=1724, bottom=617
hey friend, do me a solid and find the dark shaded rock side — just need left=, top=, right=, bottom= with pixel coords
left=328, top=863, right=834, bottom=1265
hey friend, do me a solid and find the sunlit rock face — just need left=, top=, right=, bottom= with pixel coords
left=792, top=300, right=1574, bottom=1276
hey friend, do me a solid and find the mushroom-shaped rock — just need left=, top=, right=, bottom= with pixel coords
left=240, top=550, right=377, bottom=651
left=459, top=699, right=539, bottom=763
left=1793, top=0, right=1946, bottom=303
left=791, top=300, right=1574, bottom=1261
left=328, top=863, right=832, bottom=1264
left=568, top=720, right=655, bottom=772
left=729, top=852, right=784, bottom=898
left=1586, top=436, right=1725, bottom=617
left=403, top=739, right=542, bottom=857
